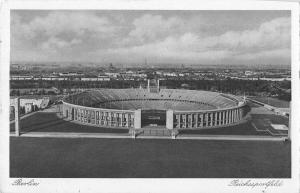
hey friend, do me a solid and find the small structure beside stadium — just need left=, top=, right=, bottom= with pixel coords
left=62, top=79, right=250, bottom=138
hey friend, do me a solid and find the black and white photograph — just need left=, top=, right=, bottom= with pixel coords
left=0, top=0, right=299, bottom=193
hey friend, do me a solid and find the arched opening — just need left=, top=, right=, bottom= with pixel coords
left=141, top=109, right=166, bottom=128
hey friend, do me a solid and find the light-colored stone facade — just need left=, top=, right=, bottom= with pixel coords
left=63, top=100, right=248, bottom=131
left=171, top=104, right=247, bottom=130
left=62, top=102, right=139, bottom=129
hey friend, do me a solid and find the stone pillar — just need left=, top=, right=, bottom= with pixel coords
left=200, top=114, right=204, bottom=127
left=178, top=114, right=181, bottom=128
left=121, top=113, right=124, bottom=127
left=195, top=113, right=198, bottom=128
left=147, top=79, right=150, bottom=92
left=234, top=110, right=237, bottom=122
left=68, top=107, right=71, bottom=120
left=186, top=114, right=189, bottom=128
left=221, top=111, right=225, bottom=125
left=222, top=111, right=224, bottom=125
left=24, top=103, right=33, bottom=114
left=234, top=109, right=237, bottom=122
left=134, top=109, right=141, bottom=129
left=171, top=130, right=178, bottom=139
left=78, top=109, right=80, bottom=121
left=62, top=103, right=66, bottom=118
left=108, top=112, right=112, bottom=126
left=99, top=111, right=101, bottom=124
left=214, top=112, right=218, bottom=126
left=79, top=109, right=82, bottom=122
left=95, top=111, right=98, bottom=124
left=131, top=129, right=136, bottom=139
left=209, top=113, right=213, bottom=127
left=227, top=110, right=230, bottom=124
left=94, top=111, right=97, bottom=125
left=74, top=109, right=76, bottom=120
left=166, top=110, right=174, bottom=129
left=206, top=113, right=209, bottom=126
left=220, top=111, right=223, bottom=125
left=14, top=98, right=20, bottom=136
left=116, top=113, right=119, bottom=127
left=76, top=109, right=79, bottom=121
left=125, top=114, right=129, bottom=127
left=113, top=113, right=117, bottom=126
left=239, top=108, right=242, bottom=120
left=66, top=106, right=69, bottom=119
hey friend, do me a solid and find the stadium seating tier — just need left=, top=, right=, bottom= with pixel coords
left=65, top=89, right=243, bottom=111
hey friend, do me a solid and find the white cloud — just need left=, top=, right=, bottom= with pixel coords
left=13, top=11, right=115, bottom=39
left=11, top=11, right=116, bottom=55
left=101, top=16, right=290, bottom=63
left=41, top=37, right=82, bottom=51
left=128, top=14, right=185, bottom=42
left=237, top=48, right=290, bottom=60
left=210, top=17, right=290, bottom=50
left=11, top=11, right=290, bottom=65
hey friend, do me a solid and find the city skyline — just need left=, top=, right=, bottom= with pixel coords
left=11, top=10, right=291, bottom=65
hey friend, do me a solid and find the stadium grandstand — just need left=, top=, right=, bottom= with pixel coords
left=62, top=79, right=250, bottom=138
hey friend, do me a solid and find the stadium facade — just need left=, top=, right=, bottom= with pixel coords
left=62, top=80, right=249, bottom=138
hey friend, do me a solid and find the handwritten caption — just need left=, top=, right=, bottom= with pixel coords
left=228, top=179, right=283, bottom=190
left=12, top=178, right=39, bottom=186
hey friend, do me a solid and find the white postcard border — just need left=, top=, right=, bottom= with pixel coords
left=0, top=0, right=299, bottom=193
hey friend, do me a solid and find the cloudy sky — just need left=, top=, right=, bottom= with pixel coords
left=11, top=10, right=291, bottom=65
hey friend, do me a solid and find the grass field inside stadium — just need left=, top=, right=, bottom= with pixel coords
left=10, top=137, right=291, bottom=178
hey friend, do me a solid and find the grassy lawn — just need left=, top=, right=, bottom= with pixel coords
left=250, top=97, right=290, bottom=108
left=11, top=112, right=277, bottom=136
left=10, top=110, right=288, bottom=136
left=10, top=137, right=291, bottom=178
left=251, top=114, right=289, bottom=126
left=251, top=114, right=288, bottom=135
left=179, top=122, right=269, bottom=135
left=10, top=112, right=128, bottom=134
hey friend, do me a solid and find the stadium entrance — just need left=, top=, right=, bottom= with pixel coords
left=141, top=109, right=166, bottom=128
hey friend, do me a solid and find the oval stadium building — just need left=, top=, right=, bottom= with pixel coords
left=62, top=81, right=250, bottom=137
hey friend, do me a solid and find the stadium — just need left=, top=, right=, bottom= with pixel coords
left=62, top=80, right=250, bottom=137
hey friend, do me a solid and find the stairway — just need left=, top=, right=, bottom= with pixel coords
left=136, top=127, right=172, bottom=137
